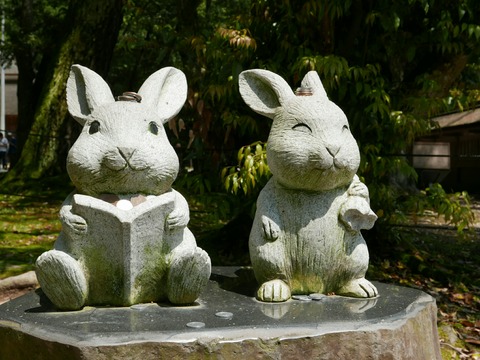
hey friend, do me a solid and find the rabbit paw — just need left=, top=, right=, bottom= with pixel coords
left=257, top=279, right=291, bottom=302
left=61, top=209, right=87, bottom=235
left=338, top=278, right=378, bottom=298
left=348, top=177, right=370, bottom=198
left=261, top=215, right=280, bottom=241
left=165, top=209, right=189, bottom=231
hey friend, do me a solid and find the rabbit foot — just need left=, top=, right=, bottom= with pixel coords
left=338, top=278, right=378, bottom=298
left=256, top=279, right=291, bottom=302
left=167, top=248, right=211, bottom=305
left=35, top=250, right=87, bottom=310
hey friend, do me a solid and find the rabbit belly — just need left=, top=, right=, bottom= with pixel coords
left=250, top=183, right=370, bottom=295
left=285, top=216, right=369, bottom=294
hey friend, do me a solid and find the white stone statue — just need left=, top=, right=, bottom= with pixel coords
left=239, top=69, right=378, bottom=302
left=35, top=65, right=211, bottom=310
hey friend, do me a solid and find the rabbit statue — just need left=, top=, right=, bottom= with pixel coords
left=35, top=65, right=211, bottom=310
left=239, top=69, right=378, bottom=302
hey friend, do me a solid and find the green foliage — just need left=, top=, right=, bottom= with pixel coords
left=418, top=184, right=475, bottom=234
left=0, top=0, right=69, bottom=66
left=221, top=141, right=270, bottom=196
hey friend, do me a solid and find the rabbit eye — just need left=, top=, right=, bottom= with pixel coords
left=149, top=122, right=159, bottom=135
left=292, top=123, right=312, bottom=133
left=342, top=124, right=349, bottom=131
left=89, top=121, right=100, bottom=134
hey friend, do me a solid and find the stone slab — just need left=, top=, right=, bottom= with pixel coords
left=0, top=267, right=441, bottom=359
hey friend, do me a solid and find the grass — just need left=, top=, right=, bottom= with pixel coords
left=0, top=186, right=478, bottom=359
left=0, top=194, right=62, bottom=278
left=0, top=173, right=73, bottom=277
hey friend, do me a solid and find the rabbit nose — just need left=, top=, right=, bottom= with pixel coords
left=326, top=143, right=340, bottom=157
left=118, top=147, right=136, bottom=161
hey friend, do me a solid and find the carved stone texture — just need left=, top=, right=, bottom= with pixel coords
left=35, top=65, right=211, bottom=310
left=239, top=69, right=378, bottom=302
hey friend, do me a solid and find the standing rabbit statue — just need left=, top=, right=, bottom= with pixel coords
left=239, top=69, right=378, bottom=302
left=35, top=65, right=211, bottom=310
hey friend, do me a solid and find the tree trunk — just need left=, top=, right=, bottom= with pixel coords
left=3, top=0, right=123, bottom=184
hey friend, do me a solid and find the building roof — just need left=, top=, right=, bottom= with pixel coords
left=433, top=107, right=480, bottom=129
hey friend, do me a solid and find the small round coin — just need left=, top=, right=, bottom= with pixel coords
left=130, top=304, right=149, bottom=310
left=215, top=311, right=233, bottom=319
left=186, top=321, right=205, bottom=329
left=309, top=293, right=327, bottom=301
left=292, top=295, right=312, bottom=301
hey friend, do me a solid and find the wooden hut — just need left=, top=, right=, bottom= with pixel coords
left=413, top=108, right=480, bottom=193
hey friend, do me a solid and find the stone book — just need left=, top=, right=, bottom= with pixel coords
left=69, top=192, right=176, bottom=305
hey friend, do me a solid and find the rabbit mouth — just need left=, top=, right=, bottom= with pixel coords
left=333, top=158, right=348, bottom=169
left=309, top=156, right=342, bottom=171
left=311, top=154, right=350, bottom=171
left=103, top=148, right=149, bottom=172
left=104, top=160, right=148, bottom=172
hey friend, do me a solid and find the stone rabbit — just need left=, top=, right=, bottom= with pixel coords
left=239, top=69, right=378, bottom=302
left=35, top=65, right=211, bottom=310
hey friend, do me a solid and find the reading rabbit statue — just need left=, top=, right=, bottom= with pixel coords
left=35, top=65, right=211, bottom=310
left=239, top=69, right=378, bottom=302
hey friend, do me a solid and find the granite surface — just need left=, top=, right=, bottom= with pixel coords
left=0, top=266, right=441, bottom=359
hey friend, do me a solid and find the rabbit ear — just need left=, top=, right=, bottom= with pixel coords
left=301, top=71, right=328, bottom=99
left=138, top=67, right=187, bottom=124
left=239, top=69, right=294, bottom=119
left=67, top=65, right=115, bottom=125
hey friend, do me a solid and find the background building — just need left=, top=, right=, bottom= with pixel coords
left=1, top=63, right=18, bottom=134
left=413, top=108, right=480, bottom=194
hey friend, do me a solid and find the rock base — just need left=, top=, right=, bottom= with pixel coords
left=0, top=267, right=441, bottom=359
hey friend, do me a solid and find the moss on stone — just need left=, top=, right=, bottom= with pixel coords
left=132, top=244, right=170, bottom=303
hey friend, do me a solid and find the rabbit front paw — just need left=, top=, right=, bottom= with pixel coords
left=338, top=278, right=378, bottom=298
left=61, top=208, right=87, bottom=235
left=348, top=180, right=369, bottom=198
left=257, top=279, right=291, bottom=302
left=261, top=215, right=280, bottom=241
left=165, top=209, right=189, bottom=231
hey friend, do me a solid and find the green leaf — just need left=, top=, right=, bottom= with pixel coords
left=475, top=26, right=480, bottom=40
left=393, top=14, right=401, bottom=30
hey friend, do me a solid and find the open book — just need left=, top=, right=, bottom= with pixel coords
left=70, top=191, right=176, bottom=305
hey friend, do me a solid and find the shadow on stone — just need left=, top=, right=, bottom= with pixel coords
left=209, top=267, right=257, bottom=297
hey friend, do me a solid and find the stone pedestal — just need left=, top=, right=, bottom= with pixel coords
left=0, top=267, right=441, bottom=359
